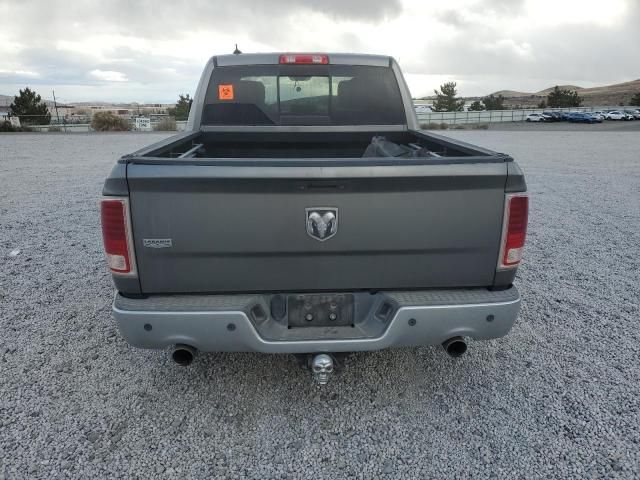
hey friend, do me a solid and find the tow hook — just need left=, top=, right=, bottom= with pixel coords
left=311, top=354, right=334, bottom=385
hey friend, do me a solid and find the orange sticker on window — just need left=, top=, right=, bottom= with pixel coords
left=218, top=84, right=234, bottom=100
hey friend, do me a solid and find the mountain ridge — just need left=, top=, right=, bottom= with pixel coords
left=487, top=79, right=640, bottom=106
left=4, top=78, right=640, bottom=109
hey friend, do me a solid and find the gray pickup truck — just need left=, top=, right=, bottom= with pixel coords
left=101, top=52, right=528, bottom=384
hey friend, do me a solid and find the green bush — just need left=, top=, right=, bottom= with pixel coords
left=91, top=112, right=130, bottom=132
left=450, top=123, right=490, bottom=130
left=420, top=122, right=450, bottom=130
left=153, top=117, right=177, bottom=131
left=420, top=122, right=488, bottom=131
left=0, top=120, right=31, bottom=132
left=1, top=120, right=18, bottom=132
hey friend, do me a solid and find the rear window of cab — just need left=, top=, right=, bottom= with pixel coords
left=202, top=64, right=406, bottom=126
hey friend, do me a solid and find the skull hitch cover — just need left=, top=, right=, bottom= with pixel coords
left=311, top=354, right=334, bottom=385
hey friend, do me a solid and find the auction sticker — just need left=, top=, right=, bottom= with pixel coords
left=218, top=84, right=234, bottom=100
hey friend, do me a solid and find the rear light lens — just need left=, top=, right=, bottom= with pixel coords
left=279, top=54, right=329, bottom=64
left=101, top=198, right=136, bottom=276
left=498, top=193, right=529, bottom=269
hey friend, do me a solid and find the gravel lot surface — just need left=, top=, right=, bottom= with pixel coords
left=1, top=132, right=639, bottom=479
left=487, top=120, right=640, bottom=132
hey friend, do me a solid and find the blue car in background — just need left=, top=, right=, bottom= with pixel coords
left=567, top=112, right=598, bottom=124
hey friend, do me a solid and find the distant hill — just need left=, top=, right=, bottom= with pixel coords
left=534, top=85, right=583, bottom=96
left=487, top=79, right=640, bottom=107
left=494, top=85, right=584, bottom=98
left=490, top=90, right=532, bottom=98
left=1, top=94, right=171, bottom=110
left=6, top=78, right=639, bottom=110
left=0, top=93, right=70, bottom=108
left=0, top=94, right=14, bottom=106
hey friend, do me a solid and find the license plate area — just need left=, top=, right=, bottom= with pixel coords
left=287, top=293, right=354, bottom=327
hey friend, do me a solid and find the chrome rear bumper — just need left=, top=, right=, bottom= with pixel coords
left=113, top=287, right=521, bottom=353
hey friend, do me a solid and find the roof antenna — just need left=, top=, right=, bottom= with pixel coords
left=233, top=44, right=242, bottom=55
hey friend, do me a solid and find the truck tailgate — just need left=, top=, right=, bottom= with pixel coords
left=127, top=162, right=506, bottom=293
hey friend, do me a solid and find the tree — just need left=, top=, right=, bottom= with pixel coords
left=537, top=100, right=547, bottom=109
left=630, top=92, right=640, bottom=106
left=546, top=86, right=583, bottom=108
left=432, top=82, right=465, bottom=112
left=167, top=94, right=192, bottom=120
left=468, top=100, right=484, bottom=111
left=482, top=94, right=505, bottom=110
left=10, top=87, right=51, bottom=125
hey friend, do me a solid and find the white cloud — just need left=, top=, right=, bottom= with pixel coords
left=524, top=0, right=627, bottom=26
left=0, top=0, right=637, bottom=101
left=0, top=69, right=40, bottom=78
left=89, top=70, right=128, bottom=82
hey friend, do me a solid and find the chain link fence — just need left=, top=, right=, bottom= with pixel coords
left=1, top=114, right=188, bottom=132
left=3, top=106, right=638, bottom=132
left=416, top=106, right=638, bottom=126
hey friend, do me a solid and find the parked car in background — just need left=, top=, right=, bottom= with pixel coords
left=542, top=111, right=562, bottom=122
left=414, top=104, right=433, bottom=114
left=624, top=109, right=640, bottom=119
left=586, top=113, right=603, bottom=123
left=560, top=112, right=572, bottom=121
left=567, top=112, right=598, bottom=124
left=525, top=113, right=546, bottom=122
left=605, top=111, right=629, bottom=121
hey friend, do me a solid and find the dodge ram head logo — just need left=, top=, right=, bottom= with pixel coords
left=306, top=208, right=338, bottom=241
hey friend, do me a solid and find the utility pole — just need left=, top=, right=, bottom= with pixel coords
left=52, top=90, right=67, bottom=133
left=52, top=90, right=60, bottom=126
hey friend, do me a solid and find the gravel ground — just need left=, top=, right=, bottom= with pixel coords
left=487, top=120, right=640, bottom=132
left=1, top=131, right=639, bottom=479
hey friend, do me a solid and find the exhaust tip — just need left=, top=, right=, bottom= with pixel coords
left=171, top=344, right=196, bottom=366
left=442, top=336, right=467, bottom=357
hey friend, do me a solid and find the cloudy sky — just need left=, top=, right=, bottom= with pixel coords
left=0, top=0, right=638, bottom=103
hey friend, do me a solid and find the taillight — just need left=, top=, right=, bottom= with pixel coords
left=279, top=54, right=329, bottom=65
left=100, top=198, right=136, bottom=276
left=498, top=194, right=529, bottom=269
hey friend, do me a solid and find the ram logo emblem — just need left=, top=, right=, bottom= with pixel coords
left=306, top=208, right=338, bottom=241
